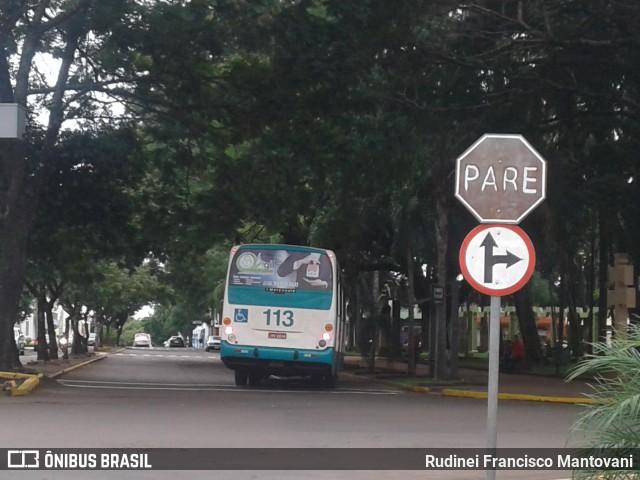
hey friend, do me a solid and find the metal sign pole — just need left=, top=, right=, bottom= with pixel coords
left=486, top=294, right=500, bottom=480
left=454, top=135, right=547, bottom=480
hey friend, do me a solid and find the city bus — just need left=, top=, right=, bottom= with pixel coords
left=220, top=244, right=346, bottom=387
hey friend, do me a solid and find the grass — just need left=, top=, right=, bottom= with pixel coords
left=456, top=353, right=576, bottom=377
left=347, top=350, right=577, bottom=379
left=387, top=376, right=462, bottom=388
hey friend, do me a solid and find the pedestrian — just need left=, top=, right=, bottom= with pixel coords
left=510, top=335, right=525, bottom=373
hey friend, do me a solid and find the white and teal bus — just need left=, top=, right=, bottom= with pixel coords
left=220, top=244, right=346, bottom=387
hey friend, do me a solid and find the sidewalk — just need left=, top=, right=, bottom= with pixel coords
left=2, top=351, right=109, bottom=396
left=22, top=351, right=108, bottom=379
left=344, top=356, right=597, bottom=404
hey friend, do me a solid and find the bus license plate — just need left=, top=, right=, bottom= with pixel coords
left=268, top=332, right=287, bottom=339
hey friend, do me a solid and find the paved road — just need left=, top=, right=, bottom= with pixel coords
left=3, top=347, right=586, bottom=480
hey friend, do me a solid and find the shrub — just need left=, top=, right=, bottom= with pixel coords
left=567, top=325, right=640, bottom=479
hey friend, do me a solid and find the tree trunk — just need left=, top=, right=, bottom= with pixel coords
left=406, top=245, right=417, bottom=376
left=513, top=281, right=544, bottom=364
left=62, top=315, right=70, bottom=359
left=565, top=253, right=583, bottom=357
left=0, top=141, right=30, bottom=370
left=449, top=278, right=460, bottom=379
left=585, top=212, right=597, bottom=354
left=367, top=272, right=378, bottom=373
left=434, top=194, right=448, bottom=380
left=36, top=296, right=49, bottom=361
left=45, top=299, right=59, bottom=360
left=95, top=321, right=102, bottom=348
left=391, top=298, right=401, bottom=360
left=71, top=314, right=88, bottom=354
left=597, top=210, right=610, bottom=342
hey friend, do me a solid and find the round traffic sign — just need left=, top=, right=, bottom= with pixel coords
left=459, top=224, right=535, bottom=296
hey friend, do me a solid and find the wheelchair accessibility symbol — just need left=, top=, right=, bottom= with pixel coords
left=234, top=308, right=248, bottom=323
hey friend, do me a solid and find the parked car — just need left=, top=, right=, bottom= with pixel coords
left=164, top=335, right=185, bottom=348
left=87, top=333, right=96, bottom=346
left=133, top=332, right=152, bottom=347
left=205, top=335, right=221, bottom=351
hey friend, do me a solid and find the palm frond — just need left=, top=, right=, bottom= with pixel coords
left=568, top=326, right=640, bottom=479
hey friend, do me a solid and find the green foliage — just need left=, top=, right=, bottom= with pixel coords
left=149, top=244, right=229, bottom=337
left=5, top=0, right=640, bottom=371
left=144, top=305, right=185, bottom=345
left=530, top=272, right=554, bottom=307
left=568, top=326, right=640, bottom=478
left=101, top=328, right=119, bottom=347
left=66, top=260, right=165, bottom=334
left=119, top=320, right=147, bottom=347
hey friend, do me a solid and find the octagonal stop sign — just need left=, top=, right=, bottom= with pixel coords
left=455, top=134, right=547, bottom=224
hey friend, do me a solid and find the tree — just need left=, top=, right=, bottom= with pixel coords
left=4, top=0, right=640, bottom=371
left=0, top=0, right=146, bottom=370
left=77, top=261, right=162, bottom=346
left=24, top=127, right=147, bottom=359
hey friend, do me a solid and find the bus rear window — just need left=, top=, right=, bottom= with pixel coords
left=227, top=247, right=333, bottom=308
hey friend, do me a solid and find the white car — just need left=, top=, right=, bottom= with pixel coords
left=205, top=335, right=221, bottom=351
left=133, top=332, right=152, bottom=347
left=164, top=335, right=186, bottom=348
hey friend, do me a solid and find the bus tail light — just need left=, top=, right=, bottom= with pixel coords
left=225, top=326, right=234, bottom=335
left=318, top=331, right=331, bottom=348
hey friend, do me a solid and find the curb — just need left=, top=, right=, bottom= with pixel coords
left=440, top=388, right=599, bottom=404
left=342, top=370, right=595, bottom=403
left=0, top=371, right=44, bottom=396
left=342, top=371, right=431, bottom=393
left=407, top=385, right=431, bottom=393
left=2, top=352, right=111, bottom=397
left=47, top=353, right=108, bottom=379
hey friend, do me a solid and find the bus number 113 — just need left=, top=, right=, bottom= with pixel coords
left=263, top=309, right=294, bottom=327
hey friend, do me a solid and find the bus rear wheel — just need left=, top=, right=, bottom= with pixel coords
left=235, top=370, right=248, bottom=386
left=323, top=373, right=336, bottom=389
left=248, top=372, right=262, bottom=387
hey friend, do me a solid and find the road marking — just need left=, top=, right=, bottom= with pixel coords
left=58, top=379, right=231, bottom=387
left=114, top=352, right=217, bottom=360
left=56, top=379, right=399, bottom=395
